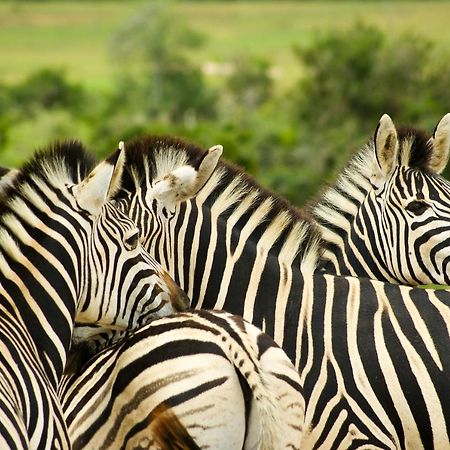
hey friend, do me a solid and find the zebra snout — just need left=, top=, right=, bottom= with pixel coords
left=162, top=272, right=191, bottom=311
left=174, top=289, right=191, bottom=312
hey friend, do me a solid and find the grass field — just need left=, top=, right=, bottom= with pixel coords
left=2, top=1, right=450, bottom=91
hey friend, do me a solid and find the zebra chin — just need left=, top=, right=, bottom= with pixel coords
left=135, top=291, right=190, bottom=327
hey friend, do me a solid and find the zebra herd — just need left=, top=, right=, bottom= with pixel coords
left=0, top=113, right=449, bottom=449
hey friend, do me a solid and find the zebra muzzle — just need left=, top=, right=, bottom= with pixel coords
left=162, top=272, right=191, bottom=311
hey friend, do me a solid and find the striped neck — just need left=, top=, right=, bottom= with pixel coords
left=0, top=141, right=95, bottom=386
left=310, top=144, right=402, bottom=282
left=0, top=190, right=85, bottom=387
left=118, top=136, right=324, bottom=308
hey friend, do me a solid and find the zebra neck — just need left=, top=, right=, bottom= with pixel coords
left=320, top=237, right=394, bottom=283
left=162, top=197, right=320, bottom=312
left=318, top=211, right=407, bottom=284
left=0, top=254, right=76, bottom=387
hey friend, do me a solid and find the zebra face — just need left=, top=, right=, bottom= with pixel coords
left=366, top=113, right=450, bottom=285
left=71, top=147, right=190, bottom=335
left=0, top=145, right=190, bottom=336
left=75, top=202, right=190, bottom=334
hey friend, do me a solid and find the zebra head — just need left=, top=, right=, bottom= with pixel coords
left=314, top=113, right=450, bottom=285
left=112, top=137, right=223, bottom=265
left=71, top=144, right=190, bottom=336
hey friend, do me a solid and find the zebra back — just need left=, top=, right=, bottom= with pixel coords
left=148, top=403, right=201, bottom=450
left=59, top=310, right=304, bottom=450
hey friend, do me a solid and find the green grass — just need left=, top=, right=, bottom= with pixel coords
left=2, top=1, right=450, bottom=91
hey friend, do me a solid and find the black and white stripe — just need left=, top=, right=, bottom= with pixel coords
left=0, top=141, right=185, bottom=448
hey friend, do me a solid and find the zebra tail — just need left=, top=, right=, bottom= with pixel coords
left=225, top=326, right=281, bottom=450
left=151, top=403, right=201, bottom=450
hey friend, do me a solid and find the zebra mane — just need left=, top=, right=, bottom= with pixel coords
left=120, top=135, right=323, bottom=271
left=0, top=140, right=96, bottom=276
left=396, top=126, right=434, bottom=170
left=308, top=125, right=434, bottom=229
left=0, top=141, right=96, bottom=228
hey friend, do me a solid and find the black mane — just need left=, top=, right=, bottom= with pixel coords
left=121, top=135, right=207, bottom=189
left=121, top=135, right=321, bottom=262
left=0, top=140, right=96, bottom=214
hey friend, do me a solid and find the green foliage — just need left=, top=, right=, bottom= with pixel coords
left=226, top=56, right=273, bottom=110
left=287, top=23, right=450, bottom=198
left=3, top=5, right=450, bottom=206
left=9, top=69, right=85, bottom=117
left=109, top=1, right=216, bottom=124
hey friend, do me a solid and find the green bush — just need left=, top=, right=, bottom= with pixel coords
left=3, top=16, right=450, bottom=206
left=10, top=69, right=85, bottom=117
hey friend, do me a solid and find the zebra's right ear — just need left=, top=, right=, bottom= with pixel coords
left=374, top=114, right=398, bottom=177
left=73, top=144, right=126, bottom=216
left=152, top=144, right=222, bottom=210
left=428, top=113, right=450, bottom=174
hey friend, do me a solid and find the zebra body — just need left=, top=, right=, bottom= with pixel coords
left=105, top=134, right=450, bottom=448
left=312, top=114, right=450, bottom=286
left=0, top=141, right=186, bottom=448
left=59, top=310, right=305, bottom=450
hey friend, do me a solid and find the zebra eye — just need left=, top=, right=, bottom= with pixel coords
left=406, top=201, right=429, bottom=216
left=124, top=229, right=140, bottom=250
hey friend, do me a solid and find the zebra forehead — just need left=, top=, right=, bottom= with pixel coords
left=396, top=126, right=434, bottom=171
left=334, top=126, right=435, bottom=192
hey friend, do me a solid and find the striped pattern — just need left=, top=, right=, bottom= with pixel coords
left=59, top=310, right=305, bottom=450
left=312, top=114, right=450, bottom=286
left=0, top=141, right=184, bottom=448
left=106, top=135, right=450, bottom=448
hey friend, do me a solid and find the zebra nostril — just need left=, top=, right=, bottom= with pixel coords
left=162, top=272, right=191, bottom=311
left=175, top=289, right=190, bottom=311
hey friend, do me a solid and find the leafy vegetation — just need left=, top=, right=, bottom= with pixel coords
left=1, top=1, right=450, bottom=205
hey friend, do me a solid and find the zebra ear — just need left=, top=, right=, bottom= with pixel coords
left=428, top=113, right=450, bottom=174
left=374, top=114, right=398, bottom=176
left=152, top=144, right=222, bottom=209
left=73, top=144, right=125, bottom=216
left=0, top=168, right=19, bottom=196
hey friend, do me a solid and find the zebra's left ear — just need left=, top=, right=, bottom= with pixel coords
left=428, top=113, right=450, bottom=174
left=374, top=114, right=399, bottom=177
left=73, top=143, right=125, bottom=216
left=152, top=144, right=223, bottom=209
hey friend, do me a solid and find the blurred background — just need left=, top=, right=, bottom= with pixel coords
left=1, top=0, right=450, bottom=205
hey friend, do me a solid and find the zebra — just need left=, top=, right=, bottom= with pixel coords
left=5, top=125, right=450, bottom=446
left=100, top=132, right=450, bottom=448
left=59, top=309, right=305, bottom=450
left=0, top=140, right=188, bottom=448
left=311, top=113, right=450, bottom=286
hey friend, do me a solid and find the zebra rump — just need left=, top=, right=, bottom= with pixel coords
left=59, top=310, right=304, bottom=450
